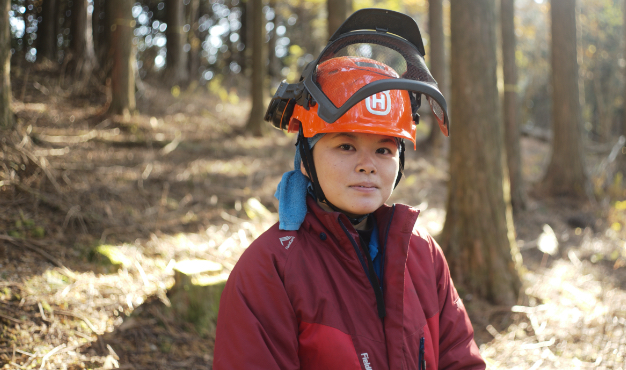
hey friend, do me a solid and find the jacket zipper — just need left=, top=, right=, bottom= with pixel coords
left=380, top=205, right=395, bottom=296
left=419, top=337, right=426, bottom=370
left=338, top=218, right=386, bottom=319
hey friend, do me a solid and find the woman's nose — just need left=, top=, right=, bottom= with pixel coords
left=357, top=153, right=376, bottom=174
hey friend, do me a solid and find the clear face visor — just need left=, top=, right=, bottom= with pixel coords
left=303, top=32, right=449, bottom=136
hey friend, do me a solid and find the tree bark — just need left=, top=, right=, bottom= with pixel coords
left=425, top=0, right=446, bottom=152
left=187, top=0, right=201, bottom=80
left=108, top=0, right=136, bottom=116
left=540, top=0, right=588, bottom=198
left=327, top=0, right=348, bottom=39
left=620, top=0, right=626, bottom=176
left=501, top=0, right=526, bottom=212
left=441, top=0, right=522, bottom=306
left=246, top=0, right=267, bottom=136
left=1, top=0, right=12, bottom=129
left=71, top=0, right=97, bottom=84
left=38, top=0, right=57, bottom=62
left=97, top=0, right=113, bottom=71
left=70, top=0, right=88, bottom=57
left=165, top=0, right=189, bottom=85
left=93, top=0, right=106, bottom=62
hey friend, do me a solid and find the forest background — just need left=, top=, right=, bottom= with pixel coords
left=1, top=0, right=626, bottom=369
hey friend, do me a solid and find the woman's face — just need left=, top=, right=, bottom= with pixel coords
left=301, top=132, right=400, bottom=217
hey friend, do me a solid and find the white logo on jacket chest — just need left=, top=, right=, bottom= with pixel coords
left=361, top=353, right=373, bottom=370
left=279, top=236, right=295, bottom=249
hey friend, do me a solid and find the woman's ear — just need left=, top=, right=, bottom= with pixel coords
left=300, top=160, right=310, bottom=179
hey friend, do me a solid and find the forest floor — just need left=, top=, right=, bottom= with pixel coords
left=1, top=65, right=626, bottom=370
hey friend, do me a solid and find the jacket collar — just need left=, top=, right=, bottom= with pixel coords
left=302, top=195, right=420, bottom=254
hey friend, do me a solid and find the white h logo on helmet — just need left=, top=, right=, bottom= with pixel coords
left=365, top=91, right=392, bottom=115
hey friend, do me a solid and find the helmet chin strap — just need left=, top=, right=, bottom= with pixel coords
left=297, top=128, right=405, bottom=226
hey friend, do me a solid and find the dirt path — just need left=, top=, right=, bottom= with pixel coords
left=1, top=68, right=625, bottom=369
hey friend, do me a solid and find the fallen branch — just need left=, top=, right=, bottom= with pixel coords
left=0, top=312, right=25, bottom=324
left=1, top=235, right=63, bottom=268
left=0, top=235, right=76, bottom=280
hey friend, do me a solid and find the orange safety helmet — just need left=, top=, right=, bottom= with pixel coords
left=289, top=56, right=418, bottom=147
left=264, top=8, right=449, bottom=144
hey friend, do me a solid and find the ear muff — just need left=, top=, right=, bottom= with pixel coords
left=265, top=97, right=296, bottom=130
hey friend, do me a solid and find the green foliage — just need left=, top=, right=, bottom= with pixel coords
left=89, top=244, right=132, bottom=272
left=8, top=211, right=45, bottom=239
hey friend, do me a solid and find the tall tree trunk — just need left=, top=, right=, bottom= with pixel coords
left=501, top=0, right=526, bottom=212
left=93, top=0, right=105, bottom=62
left=97, top=0, right=112, bottom=71
left=327, top=0, right=348, bottom=38
left=441, top=0, right=522, bottom=306
left=620, top=0, right=626, bottom=176
left=1, top=0, right=12, bottom=129
left=425, top=0, right=446, bottom=152
left=70, top=0, right=88, bottom=57
left=246, top=0, right=267, bottom=136
left=38, top=0, right=57, bottom=62
left=165, top=0, right=189, bottom=85
left=108, top=0, right=136, bottom=116
left=187, top=0, right=201, bottom=81
left=71, top=0, right=97, bottom=85
left=540, top=0, right=588, bottom=198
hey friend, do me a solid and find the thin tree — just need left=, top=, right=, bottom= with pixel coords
left=246, top=0, right=267, bottom=136
left=187, top=0, right=201, bottom=80
left=165, top=0, right=189, bottom=85
left=93, top=0, right=106, bottom=63
left=620, top=0, right=626, bottom=176
left=540, top=0, right=588, bottom=198
left=327, top=0, right=349, bottom=38
left=501, top=0, right=526, bottom=211
left=70, top=0, right=97, bottom=85
left=441, top=0, right=522, bottom=305
left=1, top=0, right=12, bottom=129
left=38, top=0, right=57, bottom=63
left=107, top=0, right=136, bottom=116
left=425, top=0, right=446, bottom=152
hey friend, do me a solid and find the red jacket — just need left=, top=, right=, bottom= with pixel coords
left=214, top=198, right=485, bottom=370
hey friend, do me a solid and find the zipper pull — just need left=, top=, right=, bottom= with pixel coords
left=419, top=337, right=426, bottom=370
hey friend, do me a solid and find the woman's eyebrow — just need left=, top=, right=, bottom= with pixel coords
left=378, top=138, right=397, bottom=144
left=332, top=133, right=357, bottom=139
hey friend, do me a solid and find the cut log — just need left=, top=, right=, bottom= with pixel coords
left=167, top=259, right=229, bottom=333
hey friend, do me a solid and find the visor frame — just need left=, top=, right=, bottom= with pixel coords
left=300, top=30, right=450, bottom=136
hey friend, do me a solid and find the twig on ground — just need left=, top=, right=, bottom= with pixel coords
left=12, top=143, right=63, bottom=194
left=148, top=306, right=176, bottom=336
left=9, top=362, right=26, bottom=370
left=15, top=349, right=34, bottom=358
left=54, top=310, right=102, bottom=335
left=0, top=234, right=76, bottom=279
left=38, top=302, right=48, bottom=322
left=0, top=311, right=25, bottom=324
left=39, top=343, right=66, bottom=370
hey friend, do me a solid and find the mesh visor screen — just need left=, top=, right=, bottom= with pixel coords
left=314, top=33, right=445, bottom=120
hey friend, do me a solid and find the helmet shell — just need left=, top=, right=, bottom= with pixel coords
left=291, top=57, right=416, bottom=145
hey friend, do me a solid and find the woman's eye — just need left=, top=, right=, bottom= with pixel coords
left=339, top=144, right=353, bottom=151
left=377, top=148, right=392, bottom=154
